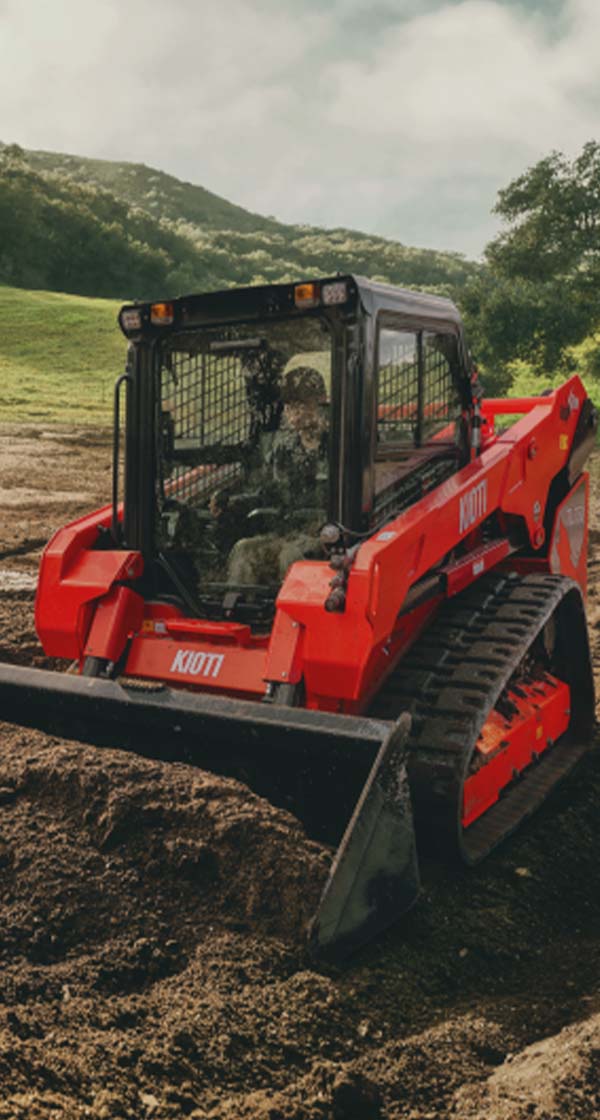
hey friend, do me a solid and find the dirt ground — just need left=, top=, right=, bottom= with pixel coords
left=0, top=425, right=599, bottom=1119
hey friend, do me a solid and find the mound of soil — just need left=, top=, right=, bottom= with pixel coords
left=0, top=731, right=334, bottom=1119
left=0, top=735, right=331, bottom=950
left=0, top=428, right=599, bottom=1119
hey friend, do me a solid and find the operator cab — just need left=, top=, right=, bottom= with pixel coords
left=117, top=277, right=473, bottom=624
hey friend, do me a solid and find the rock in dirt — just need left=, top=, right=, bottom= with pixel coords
left=453, top=1010, right=600, bottom=1119
left=211, top=1060, right=383, bottom=1120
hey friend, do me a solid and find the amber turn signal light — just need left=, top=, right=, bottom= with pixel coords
left=294, top=283, right=319, bottom=308
left=150, top=302, right=174, bottom=325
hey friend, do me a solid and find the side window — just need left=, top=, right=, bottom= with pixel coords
left=376, top=326, right=461, bottom=450
left=421, top=331, right=460, bottom=440
left=376, top=329, right=419, bottom=445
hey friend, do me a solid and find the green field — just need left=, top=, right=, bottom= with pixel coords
left=1, top=283, right=598, bottom=429
left=0, top=285, right=123, bottom=424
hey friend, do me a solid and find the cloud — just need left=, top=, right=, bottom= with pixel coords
left=0, top=0, right=598, bottom=256
left=326, top=0, right=599, bottom=151
left=316, top=0, right=600, bottom=249
left=1, top=1, right=318, bottom=145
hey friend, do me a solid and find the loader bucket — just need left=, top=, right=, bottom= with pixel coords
left=0, top=663, right=420, bottom=960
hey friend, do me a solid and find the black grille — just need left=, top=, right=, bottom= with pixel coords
left=422, top=332, right=457, bottom=438
left=377, top=330, right=419, bottom=445
left=373, top=454, right=457, bottom=523
left=159, top=339, right=252, bottom=505
left=377, top=329, right=459, bottom=447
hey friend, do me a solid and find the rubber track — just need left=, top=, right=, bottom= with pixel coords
left=371, top=572, right=590, bottom=865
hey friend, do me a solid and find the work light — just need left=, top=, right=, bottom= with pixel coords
left=119, top=308, right=142, bottom=332
left=322, top=281, right=348, bottom=306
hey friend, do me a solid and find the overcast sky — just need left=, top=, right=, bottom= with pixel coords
left=1, top=0, right=598, bottom=257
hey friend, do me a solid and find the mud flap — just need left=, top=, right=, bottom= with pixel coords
left=310, top=713, right=420, bottom=961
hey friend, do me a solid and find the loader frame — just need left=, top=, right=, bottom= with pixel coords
left=0, top=274, right=595, bottom=960
left=34, top=276, right=596, bottom=716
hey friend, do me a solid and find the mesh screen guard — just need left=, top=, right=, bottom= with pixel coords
left=377, top=329, right=461, bottom=448
left=154, top=320, right=332, bottom=602
left=157, top=319, right=330, bottom=507
left=159, top=340, right=257, bottom=506
left=373, top=327, right=463, bottom=524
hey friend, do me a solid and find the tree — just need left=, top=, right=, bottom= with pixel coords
left=470, top=142, right=600, bottom=374
left=491, top=143, right=600, bottom=284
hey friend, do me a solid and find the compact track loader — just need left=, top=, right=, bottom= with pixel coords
left=0, top=276, right=595, bottom=958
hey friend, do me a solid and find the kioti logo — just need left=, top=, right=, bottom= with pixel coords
left=459, top=480, right=488, bottom=534
left=170, top=649, right=225, bottom=679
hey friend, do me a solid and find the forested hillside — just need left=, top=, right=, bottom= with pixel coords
left=2, top=138, right=600, bottom=404
left=24, top=147, right=282, bottom=234
left=0, top=142, right=478, bottom=302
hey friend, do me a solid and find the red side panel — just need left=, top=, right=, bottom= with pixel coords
left=83, top=586, right=145, bottom=664
left=463, top=675, right=571, bottom=828
left=124, top=633, right=268, bottom=698
left=548, top=473, right=588, bottom=594
left=262, top=610, right=304, bottom=686
left=35, top=504, right=143, bottom=660
left=444, top=538, right=512, bottom=598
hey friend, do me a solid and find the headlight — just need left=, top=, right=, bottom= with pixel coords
left=119, top=308, right=142, bottom=332
left=320, top=523, right=342, bottom=547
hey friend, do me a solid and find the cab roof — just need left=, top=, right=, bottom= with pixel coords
left=353, top=275, right=462, bottom=330
left=118, top=274, right=464, bottom=339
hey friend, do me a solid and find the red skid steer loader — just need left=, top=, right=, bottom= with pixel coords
left=0, top=276, right=595, bottom=958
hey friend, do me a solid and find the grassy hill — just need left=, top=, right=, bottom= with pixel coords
left=0, top=286, right=121, bottom=424
left=0, top=142, right=480, bottom=303
left=1, top=283, right=598, bottom=431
